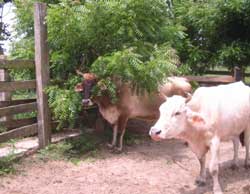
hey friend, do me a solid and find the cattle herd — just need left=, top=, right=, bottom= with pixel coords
left=75, top=71, right=250, bottom=194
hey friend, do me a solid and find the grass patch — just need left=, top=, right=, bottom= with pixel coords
left=0, top=139, right=22, bottom=176
left=0, top=153, right=18, bottom=176
left=36, top=133, right=101, bottom=163
left=123, top=130, right=147, bottom=146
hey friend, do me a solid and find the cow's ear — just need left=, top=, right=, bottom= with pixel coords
left=190, top=114, right=205, bottom=124
left=186, top=110, right=206, bottom=127
left=159, top=92, right=168, bottom=100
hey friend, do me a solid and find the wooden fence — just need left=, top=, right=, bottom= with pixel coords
left=0, top=3, right=51, bottom=148
left=184, top=66, right=244, bottom=86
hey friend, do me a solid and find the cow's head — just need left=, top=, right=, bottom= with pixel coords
left=149, top=95, right=206, bottom=141
left=75, top=72, right=97, bottom=106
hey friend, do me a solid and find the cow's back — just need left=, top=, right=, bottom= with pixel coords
left=118, top=77, right=192, bottom=119
left=187, top=81, right=250, bottom=140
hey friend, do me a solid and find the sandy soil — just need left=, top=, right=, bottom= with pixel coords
left=0, top=138, right=250, bottom=194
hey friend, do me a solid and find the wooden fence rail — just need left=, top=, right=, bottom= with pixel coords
left=0, top=80, right=36, bottom=91
left=0, top=59, right=35, bottom=69
left=0, top=102, right=37, bottom=117
left=184, top=75, right=235, bottom=85
left=0, top=99, right=36, bottom=108
left=0, top=118, right=37, bottom=130
left=0, top=123, right=38, bottom=143
left=185, top=66, right=243, bottom=86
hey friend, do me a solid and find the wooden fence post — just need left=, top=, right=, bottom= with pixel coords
left=34, top=2, right=51, bottom=148
left=0, top=55, right=12, bottom=122
left=233, top=66, right=243, bottom=82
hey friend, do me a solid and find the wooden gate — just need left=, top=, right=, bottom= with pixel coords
left=0, top=3, right=51, bottom=148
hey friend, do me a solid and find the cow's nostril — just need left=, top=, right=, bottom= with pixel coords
left=155, top=130, right=161, bottom=135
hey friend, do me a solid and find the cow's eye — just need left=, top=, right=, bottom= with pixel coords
left=174, top=111, right=181, bottom=116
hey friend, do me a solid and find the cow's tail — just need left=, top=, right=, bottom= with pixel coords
left=239, top=131, right=245, bottom=147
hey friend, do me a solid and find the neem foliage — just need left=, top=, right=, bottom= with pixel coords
left=90, top=44, right=180, bottom=101
left=46, top=0, right=184, bottom=77
left=45, top=75, right=82, bottom=129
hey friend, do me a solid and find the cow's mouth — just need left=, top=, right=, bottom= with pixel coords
left=150, top=134, right=164, bottom=142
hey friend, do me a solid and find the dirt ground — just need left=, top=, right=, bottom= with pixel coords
left=0, top=137, right=250, bottom=194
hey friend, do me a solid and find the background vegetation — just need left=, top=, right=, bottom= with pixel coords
left=8, top=0, right=250, bottom=128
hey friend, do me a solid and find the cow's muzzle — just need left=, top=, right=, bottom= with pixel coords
left=82, top=99, right=94, bottom=106
left=149, top=128, right=163, bottom=141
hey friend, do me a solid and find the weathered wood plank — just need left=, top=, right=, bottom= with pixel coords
left=34, top=3, right=51, bottom=148
left=0, top=102, right=37, bottom=117
left=0, top=123, right=38, bottom=143
left=0, top=80, right=36, bottom=92
left=0, top=118, right=37, bottom=130
left=0, top=59, right=35, bottom=69
left=0, top=99, right=36, bottom=108
left=183, top=75, right=235, bottom=84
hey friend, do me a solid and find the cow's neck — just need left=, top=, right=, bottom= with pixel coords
left=178, top=124, right=211, bottom=158
left=94, top=95, right=113, bottom=108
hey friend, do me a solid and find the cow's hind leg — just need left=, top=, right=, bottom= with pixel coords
left=195, top=155, right=207, bottom=187
left=209, top=136, right=223, bottom=194
left=244, top=128, right=250, bottom=168
left=231, top=137, right=240, bottom=170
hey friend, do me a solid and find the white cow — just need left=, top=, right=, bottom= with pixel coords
left=149, top=81, right=250, bottom=194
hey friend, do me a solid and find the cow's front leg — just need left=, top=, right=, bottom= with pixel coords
left=115, top=116, right=128, bottom=153
left=107, top=124, right=118, bottom=149
left=209, top=136, right=223, bottom=194
left=195, top=155, right=206, bottom=186
left=231, top=137, right=239, bottom=170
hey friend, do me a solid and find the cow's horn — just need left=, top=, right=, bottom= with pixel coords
left=185, top=92, right=192, bottom=103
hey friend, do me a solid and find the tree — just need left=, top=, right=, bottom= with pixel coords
left=11, top=0, right=186, bottom=127
left=173, top=0, right=250, bottom=73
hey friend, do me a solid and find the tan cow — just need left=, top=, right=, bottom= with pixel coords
left=75, top=71, right=192, bottom=152
left=149, top=81, right=250, bottom=194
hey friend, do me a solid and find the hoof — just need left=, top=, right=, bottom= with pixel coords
left=112, top=147, right=122, bottom=154
left=106, top=143, right=115, bottom=150
left=195, top=179, right=206, bottom=187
